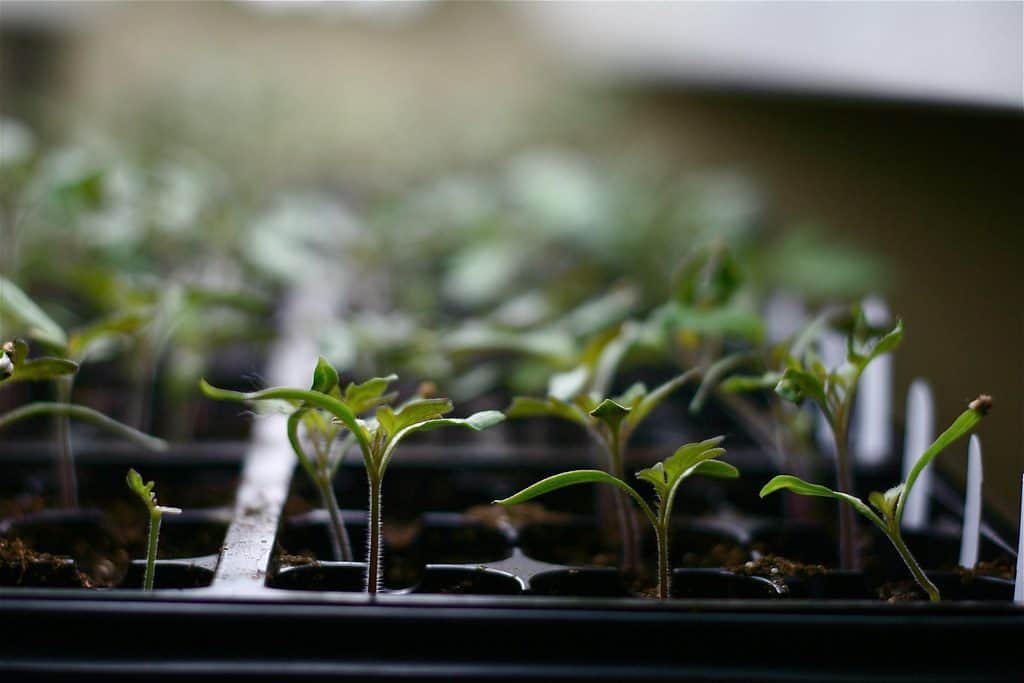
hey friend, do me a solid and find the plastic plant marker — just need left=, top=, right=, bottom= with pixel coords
left=764, top=291, right=805, bottom=344
left=901, top=379, right=935, bottom=531
left=852, top=296, right=892, bottom=466
left=814, top=329, right=845, bottom=457
left=1015, top=474, right=1024, bottom=604
left=959, top=435, right=983, bottom=569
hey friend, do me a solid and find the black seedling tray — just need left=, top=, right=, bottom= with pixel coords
left=1, top=433, right=1021, bottom=682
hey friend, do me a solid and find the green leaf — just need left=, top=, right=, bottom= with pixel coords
left=774, top=367, right=829, bottom=414
left=760, top=475, right=884, bottom=532
left=663, top=436, right=726, bottom=480
left=126, top=468, right=156, bottom=510
left=0, top=276, right=67, bottom=350
left=589, top=398, right=630, bottom=433
left=625, top=367, right=700, bottom=433
left=614, top=381, right=647, bottom=409
left=869, top=484, right=904, bottom=522
left=342, top=374, right=399, bottom=414
left=863, top=319, right=903, bottom=364
left=6, top=357, right=79, bottom=383
left=547, top=365, right=589, bottom=402
left=376, top=397, right=452, bottom=437
left=692, top=460, right=739, bottom=479
left=720, top=372, right=781, bottom=394
left=666, top=303, right=764, bottom=343
left=506, top=396, right=590, bottom=428
left=310, top=356, right=340, bottom=394
left=588, top=321, right=640, bottom=398
left=494, top=468, right=657, bottom=529
left=895, top=398, right=989, bottom=526
left=495, top=469, right=630, bottom=506
left=67, top=312, right=148, bottom=362
left=200, top=379, right=367, bottom=451
left=378, top=410, right=505, bottom=475
left=689, top=352, right=759, bottom=414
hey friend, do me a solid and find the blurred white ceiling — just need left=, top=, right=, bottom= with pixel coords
left=521, top=1, right=1023, bottom=109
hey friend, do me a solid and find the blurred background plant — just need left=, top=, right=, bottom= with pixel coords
left=0, top=0, right=1019, bottom=521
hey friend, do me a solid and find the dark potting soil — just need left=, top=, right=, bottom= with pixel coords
left=0, top=537, right=92, bottom=588
left=730, top=554, right=828, bottom=591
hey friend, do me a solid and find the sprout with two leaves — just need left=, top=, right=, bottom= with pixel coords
left=761, top=396, right=991, bottom=601
left=506, top=323, right=702, bottom=572
left=724, top=307, right=903, bottom=570
left=495, top=436, right=738, bottom=599
left=200, top=358, right=504, bottom=594
left=126, top=469, right=182, bottom=591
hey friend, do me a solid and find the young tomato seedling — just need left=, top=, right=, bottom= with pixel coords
left=126, top=468, right=182, bottom=591
left=495, top=436, right=738, bottom=599
left=761, top=395, right=991, bottom=601
left=726, top=306, right=902, bottom=569
left=201, top=357, right=504, bottom=594
left=507, top=324, right=703, bottom=572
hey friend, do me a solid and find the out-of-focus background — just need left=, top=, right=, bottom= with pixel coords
left=1, top=1, right=1021, bottom=521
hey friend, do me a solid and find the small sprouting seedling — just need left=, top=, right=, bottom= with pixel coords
left=507, top=324, right=702, bottom=571
left=761, top=395, right=991, bottom=602
left=126, top=468, right=182, bottom=591
left=725, top=306, right=902, bottom=569
left=495, top=436, right=738, bottom=599
left=200, top=358, right=505, bottom=594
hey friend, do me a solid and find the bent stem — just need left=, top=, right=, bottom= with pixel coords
left=890, top=527, right=939, bottom=602
left=0, top=402, right=168, bottom=452
left=366, top=473, right=383, bottom=595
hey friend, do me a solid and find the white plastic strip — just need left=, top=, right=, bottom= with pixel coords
left=764, top=291, right=805, bottom=345
left=853, top=296, right=892, bottom=465
left=958, top=435, right=983, bottom=568
left=1015, top=475, right=1024, bottom=604
left=815, top=330, right=847, bottom=458
left=901, top=379, right=934, bottom=531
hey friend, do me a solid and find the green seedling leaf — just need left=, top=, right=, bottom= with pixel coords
left=614, top=382, right=647, bottom=409
left=342, top=374, right=399, bottom=414
left=0, top=276, right=67, bottom=350
left=636, top=436, right=729, bottom=500
left=691, top=459, right=740, bottom=479
left=506, top=396, right=590, bottom=428
left=376, top=397, right=453, bottom=437
left=869, top=484, right=904, bottom=522
left=774, top=367, right=829, bottom=414
left=625, top=367, right=701, bottom=433
left=126, top=468, right=154, bottom=508
left=589, top=398, right=630, bottom=433
left=199, top=379, right=368, bottom=452
left=6, top=357, right=79, bottom=383
left=760, top=475, right=882, bottom=531
left=494, top=469, right=655, bottom=527
left=67, top=312, right=148, bottom=362
left=720, top=371, right=782, bottom=394
left=895, top=396, right=990, bottom=526
left=310, top=356, right=340, bottom=394
left=689, top=352, right=759, bottom=414
left=379, top=410, right=504, bottom=475
left=548, top=365, right=589, bottom=402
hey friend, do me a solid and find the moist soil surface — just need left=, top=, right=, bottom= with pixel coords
left=0, top=537, right=92, bottom=588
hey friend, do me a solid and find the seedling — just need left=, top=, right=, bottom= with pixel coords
left=760, top=395, right=991, bottom=601
left=723, top=306, right=902, bottom=569
left=126, top=468, right=182, bottom=591
left=495, top=436, right=738, bottom=599
left=506, top=324, right=701, bottom=572
left=0, top=339, right=166, bottom=508
left=1, top=275, right=150, bottom=507
left=200, top=358, right=504, bottom=594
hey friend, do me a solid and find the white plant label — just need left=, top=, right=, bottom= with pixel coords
left=958, top=435, right=982, bottom=569
left=901, top=379, right=934, bottom=531
left=852, top=296, right=892, bottom=465
left=1015, top=475, right=1024, bottom=604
